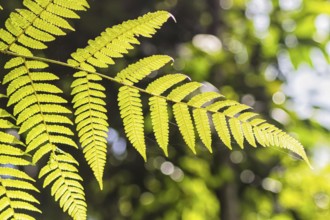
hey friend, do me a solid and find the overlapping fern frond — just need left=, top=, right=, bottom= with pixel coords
left=3, top=58, right=77, bottom=163
left=68, top=11, right=173, bottom=188
left=0, top=95, right=40, bottom=220
left=39, top=150, right=86, bottom=220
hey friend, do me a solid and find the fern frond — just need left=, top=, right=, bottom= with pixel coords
left=212, top=113, right=232, bottom=150
left=241, top=122, right=257, bottom=147
left=118, top=86, right=146, bottom=160
left=167, top=82, right=202, bottom=102
left=0, top=0, right=89, bottom=55
left=67, top=11, right=173, bottom=68
left=149, top=96, right=169, bottom=156
left=188, top=92, right=222, bottom=108
left=192, top=108, right=212, bottom=152
left=115, top=55, right=173, bottom=85
left=0, top=96, right=40, bottom=219
left=71, top=71, right=108, bottom=190
left=173, top=103, right=196, bottom=153
left=39, top=151, right=86, bottom=220
left=3, top=58, right=77, bottom=164
left=229, top=117, right=244, bottom=149
left=145, top=74, right=188, bottom=95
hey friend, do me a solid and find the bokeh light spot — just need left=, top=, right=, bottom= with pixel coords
left=160, top=161, right=175, bottom=175
left=230, top=151, right=244, bottom=164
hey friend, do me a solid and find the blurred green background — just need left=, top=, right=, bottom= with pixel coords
left=1, top=0, right=330, bottom=219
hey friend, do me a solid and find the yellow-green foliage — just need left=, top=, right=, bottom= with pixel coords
left=0, top=0, right=310, bottom=219
left=69, top=12, right=173, bottom=189
left=0, top=0, right=88, bottom=219
left=0, top=95, right=40, bottom=220
left=39, top=151, right=86, bottom=220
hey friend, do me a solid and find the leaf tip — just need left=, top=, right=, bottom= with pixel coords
left=98, top=180, right=104, bottom=191
left=169, top=13, right=177, bottom=23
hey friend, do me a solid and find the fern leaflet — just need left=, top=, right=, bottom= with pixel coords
left=173, top=103, right=196, bottom=153
left=118, top=86, right=146, bottom=160
left=212, top=113, right=232, bottom=150
left=148, top=96, right=169, bottom=156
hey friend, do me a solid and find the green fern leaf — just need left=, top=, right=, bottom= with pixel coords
left=173, top=103, right=196, bottom=153
left=70, top=71, right=108, bottom=190
left=212, top=112, right=232, bottom=149
left=115, top=55, right=173, bottom=85
left=167, top=82, right=202, bottom=102
left=39, top=151, right=86, bottom=220
left=0, top=101, right=40, bottom=219
left=3, top=58, right=77, bottom=164
left=118, top=86, right=146, bottom=160
left=67, top=11, right=173, bottom=69
left=149, top=96, right=169, bottom=156
left=241, top=122, right=256, bottom=147
left=112, top=54, right=308, bottom=166
left=192, top=108, right=212, bottom=152
left=145, top=74, right=188, bottom=95
left=229, top=117, right=244, bottom=149
left=188, top=92, right=222, bottom=108
left=223, top=104, right=251, bottom=117
left=207, top=100, right=239, bottom=111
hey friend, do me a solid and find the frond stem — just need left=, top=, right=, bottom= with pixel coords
left=1, top=50, right=181, bottom=104
left=1, top=50, right=233, bottom=116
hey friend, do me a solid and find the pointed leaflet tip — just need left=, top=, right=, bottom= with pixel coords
left=140, top=150, right=147, bottom=162
left=97, top=177, right=104, bottom=190
left=169, top=13, right=177, bottom=23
